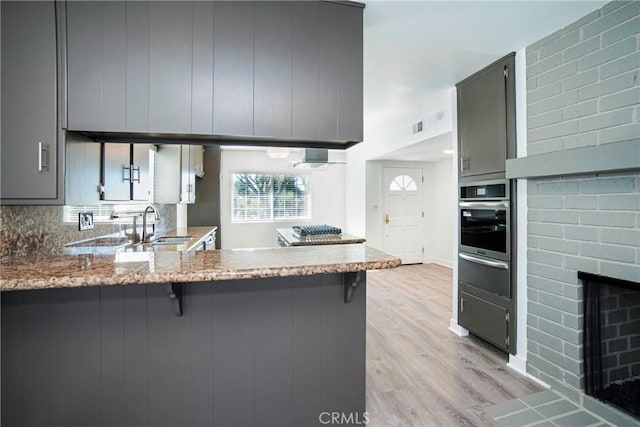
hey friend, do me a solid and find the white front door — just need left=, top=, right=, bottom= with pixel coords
left=382, top=167, right=424, bottom=264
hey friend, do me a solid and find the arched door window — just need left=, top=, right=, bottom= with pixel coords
left=389, top=175, right=417, bottom=192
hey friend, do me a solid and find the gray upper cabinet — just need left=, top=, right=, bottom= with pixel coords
left=457, top=53, right=516, bottom=178
left=292, top=2, right=320, bottom=140
left=65, top=1, right=364, bottom=145
left=1, top=1, right=59, bottom=201
left=213, top=1, right=254, bottom=136
left=191, top=2, right=215, bottom=135
left=336, top=4, right=364, bottom=142
left=125, top=1, right=150, bottom=131
left=254, top=2, right=292, bottom=138
left=148, top=2, right=193, bottom=133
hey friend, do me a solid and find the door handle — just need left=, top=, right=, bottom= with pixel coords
left=384, top=213, right=390, bottom=224
left=459, top=253, right=509, bottom=270
left=38, top=142, right=49, bottom=172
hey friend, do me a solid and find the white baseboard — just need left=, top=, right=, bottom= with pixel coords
left=507, top=354, right=527, bottom=376
left=448, top=319, right=469, bottom=336
left=507, top=355, right=551, bottom=389
left=423, top=257, right=453, bottom=269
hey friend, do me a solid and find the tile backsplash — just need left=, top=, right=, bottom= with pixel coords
left=0, top=204, right=176, bottom=258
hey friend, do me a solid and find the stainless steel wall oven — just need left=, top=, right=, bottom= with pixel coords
left=459, top=180, right=510, bottom=261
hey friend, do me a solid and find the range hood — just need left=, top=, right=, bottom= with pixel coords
left=292, top=149, right=346, bottom=169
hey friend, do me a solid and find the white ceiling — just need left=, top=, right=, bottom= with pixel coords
left=372, top=131, right=454, bottom=162
left=364, top=0, right=607, bottom=161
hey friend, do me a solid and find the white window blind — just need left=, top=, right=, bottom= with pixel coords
left=232, top=173, right=310, bottom=222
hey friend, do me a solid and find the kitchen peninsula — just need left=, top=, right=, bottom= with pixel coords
left=1, top=245, right=399, bottom=427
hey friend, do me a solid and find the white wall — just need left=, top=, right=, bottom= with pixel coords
left=220, top=148, right=346, bottom=249
left=424, top=158, right=453, bottom=267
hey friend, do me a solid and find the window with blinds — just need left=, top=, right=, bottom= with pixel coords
left=232, top=173, right=311, bottom=222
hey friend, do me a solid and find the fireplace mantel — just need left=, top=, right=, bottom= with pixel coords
left=506, top=140, right=640, bottom=180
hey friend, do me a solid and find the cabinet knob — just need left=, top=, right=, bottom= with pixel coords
left=384, top=213, right=390, bottom=224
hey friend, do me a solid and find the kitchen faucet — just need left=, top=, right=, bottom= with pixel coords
left=142, top=204, right=160, bottom=243
left=110, top=210, right=142, bottom=243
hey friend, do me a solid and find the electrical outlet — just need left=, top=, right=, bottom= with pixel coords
left=79, top=212, right=94, bottom=231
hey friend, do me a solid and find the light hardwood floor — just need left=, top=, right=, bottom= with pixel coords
left=366, top=264, right=542, bottom=427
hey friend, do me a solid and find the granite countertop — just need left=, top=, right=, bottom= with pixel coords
left=0, top=245, right=401, bottom=292
left=277, top=228, right=366, bottom=246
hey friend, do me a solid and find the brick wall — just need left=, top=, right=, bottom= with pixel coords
left=525, top=1, right=640, bottom=402
left=526, top=1, right=639, bottom=156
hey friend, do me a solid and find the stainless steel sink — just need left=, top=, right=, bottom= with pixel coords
left=150, top=236, right=194, bottom=246
left=65, top=237, right=132, bottom=248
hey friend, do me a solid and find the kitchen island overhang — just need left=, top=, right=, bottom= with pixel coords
left=1, top=245, right=400, bottom=427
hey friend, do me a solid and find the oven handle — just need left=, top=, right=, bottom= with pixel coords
left=459, top=201, right=509, bottom=209
left=459, top=253, right=509, bottom=270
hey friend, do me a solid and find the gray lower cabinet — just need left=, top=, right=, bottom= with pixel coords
left=456, top=53, right=515, bottom=178
left=65, top=1, right=363, bottom=144
left=2, top=274, right=366, bottom=427
left=1, top=1, right=59, bottom=201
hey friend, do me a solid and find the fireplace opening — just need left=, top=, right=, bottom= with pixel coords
left=581, top=272, right=640, bottom=420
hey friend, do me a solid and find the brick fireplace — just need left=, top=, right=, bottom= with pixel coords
left=505, top=0, right=639, bottom=422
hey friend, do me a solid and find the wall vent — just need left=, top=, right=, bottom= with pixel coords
left=412, top=121, right=424, bottom=134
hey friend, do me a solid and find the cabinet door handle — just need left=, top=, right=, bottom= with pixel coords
left=38, top=142, right=49, bottom=172
left=460, top=157, right=468, bottom=172
left=132, top=166, right=141, bottom=183
left=122, top=165, right=132, bottom=182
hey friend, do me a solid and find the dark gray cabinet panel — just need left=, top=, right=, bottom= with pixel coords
left=101, top=2, right=127, bottom=131
left=192, top=2, right=214, bottom=135
left=2, top=274, right=367, bottom=427
left=149, top=1, right=193, bottom=133
left=1, top=1, right=58, bottom=200
left=125, top=1, right=150, bottom=131
left=254, top=2, right=293, bottom=138
left=337, top=4, right=364, bottom=142
left=254, top=283, right=294, bottom=426
left=122, top=286, right=149, bottom=426
left=213, top=1, right=255, bottom=136
left=457, top=53, right=515, bottom=178
left=49, top=288, right=101, bottom=425
left=67, top=1, right=127, bottom=132
left=292, top=2, right=321, bottom=139
left=318, top=2, right=339, bottom=141
left=67, top=1, right=103, bottom=131
left=99, top=286, right=126, bottom=427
